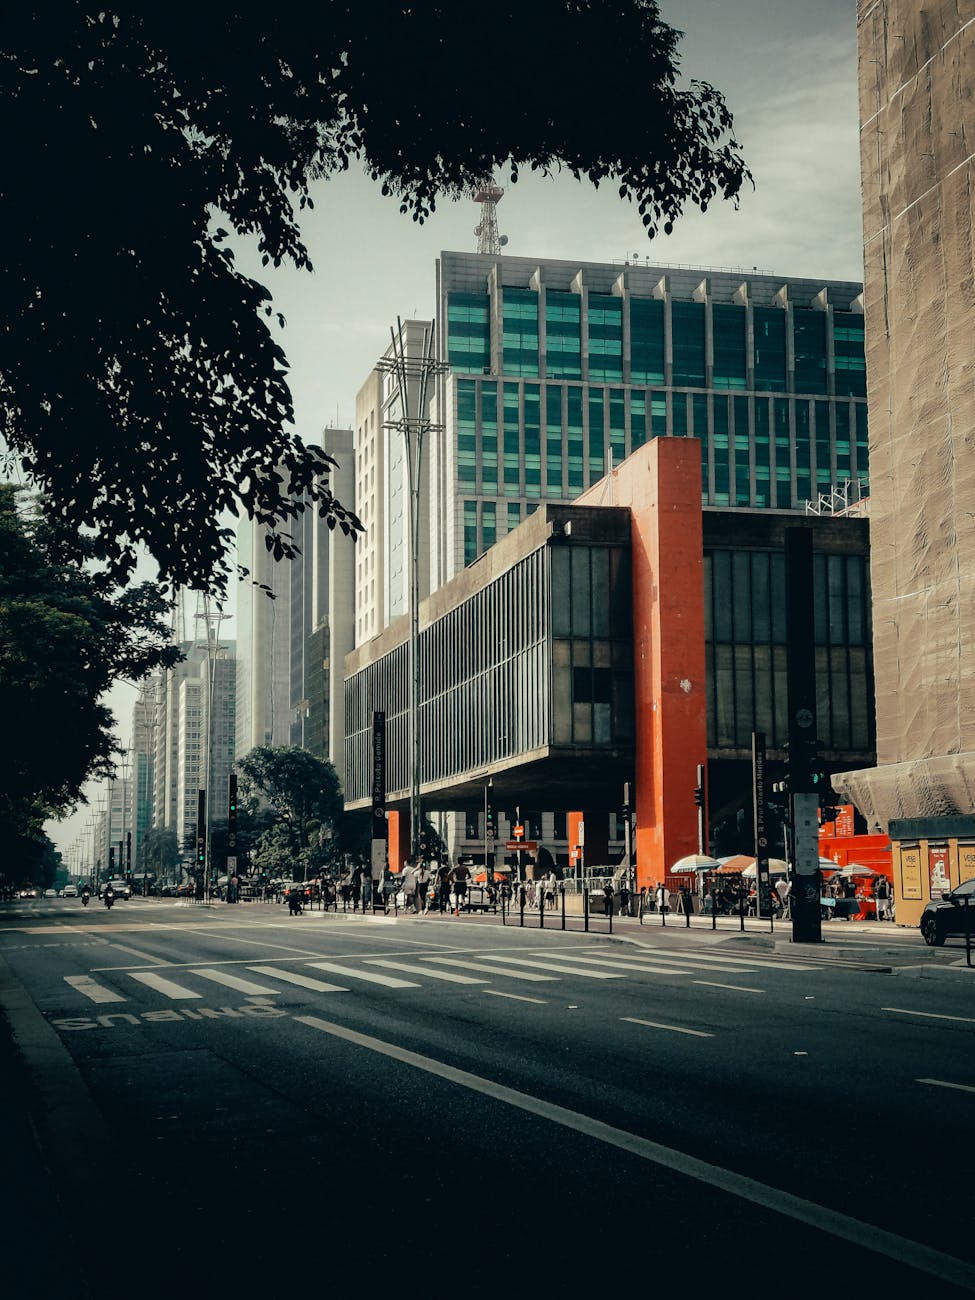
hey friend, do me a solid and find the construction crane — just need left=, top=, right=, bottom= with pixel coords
left=473, top=178, right=508, bottom=255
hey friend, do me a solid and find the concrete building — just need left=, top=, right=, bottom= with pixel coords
left=831, top=0, right=975, bottom=925
left=236, top=515, right=292, bottom=757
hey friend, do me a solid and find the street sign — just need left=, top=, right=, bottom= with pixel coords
left=513, top=824, right=524, bottom=840
left=505, top=839, right=537, bottom=851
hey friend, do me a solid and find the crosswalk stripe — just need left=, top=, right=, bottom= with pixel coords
left=128, top=971, right=202, bottom=1000
left=545, top=954, right=740, bottom=976
left=307, top=961, right=419, bottom=989
left=475, top=955, right=623, bottom=979
left=247, top=966, right=349, bottom=994
left=366, top=960, right=486, bottom=985
left=188, top=968, right=281, bottom=996
left=64, top=975, right=126, bottom=1004
left=424, top=957, right=556, bottom=982
left=551, top=949, right=816, bottom=973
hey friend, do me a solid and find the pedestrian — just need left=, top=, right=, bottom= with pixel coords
left=617, top=882, right=630, bottom=918
left=437, top=863, right=451, bottom=912
left=603, top=881, right=614, bottom=917
left=450, top=859, right=471, bottom=915
left=416, top=860, right=431, bottom=913
left=875, top=874, right=891, bottom=921
left=655, top=881, right=670, bottom=914
left=402, top=858, right=418, bottom=913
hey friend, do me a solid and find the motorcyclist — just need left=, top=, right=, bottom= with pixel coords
left=103, top=883, right=115, bottom=909
left=81, top=887, right=90, bottom=907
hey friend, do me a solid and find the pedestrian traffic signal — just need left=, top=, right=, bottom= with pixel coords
left=693, top=785, right=704, bottom=808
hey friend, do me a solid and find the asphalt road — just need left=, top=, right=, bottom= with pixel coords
left=2, top=897, right=973, bottom=1299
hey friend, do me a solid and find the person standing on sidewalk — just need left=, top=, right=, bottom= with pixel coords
left=416, top=860, right=431, bottom=914
left=450, top=860, right=471, bottom=915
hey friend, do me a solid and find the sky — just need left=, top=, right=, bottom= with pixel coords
left=48, top=0, right=864, bottom=862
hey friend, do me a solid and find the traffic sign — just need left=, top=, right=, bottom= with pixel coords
left=506, top=840, right=537, bottom=851
left=513, top=824, right=524, bottom=840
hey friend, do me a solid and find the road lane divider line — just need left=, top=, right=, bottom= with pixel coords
left=307, top=961, right=419, bottom=989
left=105, top=943, right=174, bottom=964
left=187, top=969, right=281, bottom=996
left=621, top=1016, right=714, bottom=1038
left=424, top=957, right=555, bottom=981
left=693, top=981, right=764, bottom=993
left=474, top=955, right=623, bottom=979
left=128, top=972, right=202, bottom=1000
left=64, top=975, right=126, bottom=1004
left=483, top=990, right=547, bottom=1004
left=883, top=1007, right=975, bottom=1025
left=247, top=966, right=349, bottom=993
left=917, top=1078, right=975, bottom=1095
left=294, top=1014, right=975, bottom=1292
left=366, top=960, right=486, bottom=985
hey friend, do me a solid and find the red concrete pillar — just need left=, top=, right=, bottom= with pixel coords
left=607, top=439, right=708, bottom=892
left=386, top=810, right=410, bottom=874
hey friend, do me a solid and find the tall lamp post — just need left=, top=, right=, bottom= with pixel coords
left=378, top=319, right=448, bottom=860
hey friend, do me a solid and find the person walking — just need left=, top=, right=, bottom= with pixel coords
left=450, top=860, right=471, bottom=915
left=401, top=859, right=418, bottom=913
left=416, top=861, right=431, bottom=914
left=603, top=881, right=614, bottom=917
left=655, top=881, right=670, bottom=914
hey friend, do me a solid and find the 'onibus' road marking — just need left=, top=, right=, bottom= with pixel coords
left=294, top=1014, right=975, bottom=1293
left=64, top=975, right=126, bottom=1004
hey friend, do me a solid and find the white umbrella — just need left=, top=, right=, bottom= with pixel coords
left=742, top=858, right=790, bottom=877
left=671, top=854, right=720, bottom=872
left=838, top=863, right=878, bottom=877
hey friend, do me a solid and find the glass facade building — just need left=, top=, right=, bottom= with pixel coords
left=434, top=253, right=867, bottom=584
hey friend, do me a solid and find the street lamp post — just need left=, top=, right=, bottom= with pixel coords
left=378, top=319, right=448, bottom=860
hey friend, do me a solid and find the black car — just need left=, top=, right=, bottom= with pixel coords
left=919, top=878, right=975, bottom=946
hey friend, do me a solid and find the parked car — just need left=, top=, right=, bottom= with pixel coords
left=919, top=878, right=975, bottom=946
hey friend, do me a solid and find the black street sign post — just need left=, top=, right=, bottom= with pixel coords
left=195, top=789, right=206, bottom=900
left=785, top=529, right=822, bottom=944
left=752, top=732, right=771, bottom=919
left=369, top=712, right=386, bottom=906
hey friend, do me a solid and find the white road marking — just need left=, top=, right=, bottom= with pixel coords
left=917, top=1078, right=975, bottom=1095
left=693, top=981, right=764, bottom=993
left=107, top=943, right=172, bottom=964
left=247, top=966, right=349, bottom=993
left=484, top=990, right=547, bottom=1004
left=188, top=969, right=281, bottom=996
left=883, top=1007, right=975, bottom=1025
left=474, top=955, right=622, bottom=979
left=294, top=1015, right=975, bottom=1292
left=424, top=957, right=555, bottom=981
left=621, top=1016, right=715, bottom=1038
left=366, top=959, right=486, bottom=985
left=64, top=975, right=126, bottom=1004
left=567, top=948, right=816, bottom=973
left=307, top=961, right=419, bottom=989
left=128, top=972, right=202, bottom=1000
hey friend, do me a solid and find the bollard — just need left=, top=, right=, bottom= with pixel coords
left=683, top=889, right=691, bottom=929
left=583, top=887, right=590, bottom=933
left=539, top=893, right=545, bottom=930
left=561, top=884, right=566, bottom=931
left=739, top=887, right=746, bottom=932
left=519, top=886, right=526, bottom=928
left=608, top=897, right=613, bottom=935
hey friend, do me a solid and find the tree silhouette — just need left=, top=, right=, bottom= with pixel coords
left=1, top=5, right=748, bottom=596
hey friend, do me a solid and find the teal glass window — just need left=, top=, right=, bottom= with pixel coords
left=588, top=389, right=605, bottom=481
left=502, top=288, right=539, bottom=377
left=793, top=308, right=828, bottom=395
left=463, top=500, right=478, bottom=566
left=447, top=292, right=491, bottom=374
left=712, top=304, right=748, bottom=390
left=507, top=502, right=522, bottom=532
left=774, top=398, right=792, bottom=506
left=795, top=401, right=811, bottom=503
left=815, top=400, right=832, bottom=492
left=855, top=402, right=869, bottom=481
left=672, top=391, right=688, bottom=436
left=835, top=402, right=851, bottom=478
left=630, top=298, right=665, bottom=385
left=546, top=291, right=582, bottom=380
left=482, top=500, right=496, bottom=550
left=524, top=383, right=541, bottom=498
left=567, top=387, right=584, bottom=494
left=588, top=294, right=623, bottom=383
left=457, top=379, right=477, bottom=485
left=545, top=385, right=563, bottom=496
left=833, top=312, right=866, bottom=397
left=609, top=390, right=626, bottom=466
left=650, top=392, right=667, bottom=437
left=713, top=396, right=730, bottom=505
left=693, top=393, right=709, bottom=499
left=481, top=383, right=498, bottom=491
left=754, top=398, right=771, bottom=507
left=631, top=391, right=647, bottom=449
left=671, top=300, right=707, bottom=388
left=753, top=307, right=787, bottom=392
left=733, top=396, right=750, bottom=506
left=503, top=383, right=520, bottom=495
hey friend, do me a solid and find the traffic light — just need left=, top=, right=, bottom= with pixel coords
left=196, top=838, right=205, bottom=868
left=125, top=831, right=132, bottom=880
left=485, top=803, right=495, bottom=841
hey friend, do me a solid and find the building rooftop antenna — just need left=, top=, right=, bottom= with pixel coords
left=473, top=178, right=508, bottom=255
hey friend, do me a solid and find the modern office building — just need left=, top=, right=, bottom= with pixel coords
left=344, top=438, right=874, bottom=882
left=433, top=251, right=868, bottom=586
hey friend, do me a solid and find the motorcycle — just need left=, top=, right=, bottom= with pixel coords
left=103, top=892, right=114, bottom=910
left=81, top=893, right=90, bottom=907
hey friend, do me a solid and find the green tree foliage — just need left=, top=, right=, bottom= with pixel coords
left=1, top=5, right=747, bottom=596
left=0, top=485, right=181, bottom=863
left=237, top=746, right=343, bottom=881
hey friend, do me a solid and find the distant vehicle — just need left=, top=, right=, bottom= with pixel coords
left=100, top=880, right=131, bottom=900
left=44, top=888, right=58, bottom=898
left=920, top=878, right=975, bottom=946
left=63, top=885, right=78, bottom=897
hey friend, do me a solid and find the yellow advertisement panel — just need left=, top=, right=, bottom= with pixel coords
left=958, top=843, right=975, bottom=885
left=899, top=846, right=923, bottom=900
